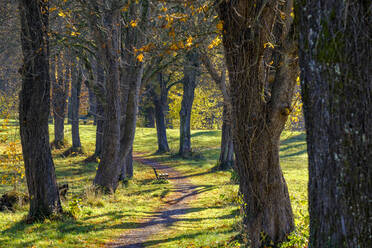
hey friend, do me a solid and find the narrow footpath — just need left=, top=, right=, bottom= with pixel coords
left=107, top=156, right=200, bottom=248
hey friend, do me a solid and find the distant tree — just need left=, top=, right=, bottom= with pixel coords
left=51, top=53, right=69, bottom=148
left=298, top=1, right=371, bottom=247
left=18, top=0, right=62, bottom=220
left=179, top=51, right=200, bottom=157
left=153, top=72, right=170, bottom=153
left=201, top=53, right=234, bottom=170
left=218, top=0, right=297, bottom=246
left=70, top=60, right=82, bottom=151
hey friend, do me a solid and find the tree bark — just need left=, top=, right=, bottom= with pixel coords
left=200, top=54, right=234, bottom=170
left=93, top=63, right=105, bottom=158
left=143, top=105, right=155, bottom=128
left=18, top=0, right=62, bottom=220
left=179, top=51, right=199, bottom=156
left=91, top=3, right=121, bottom=193
left=118, top=0, right=148, bottom=179
left=153, top=72, right=170, bottom=153
left=52, top=54, right=68, bottom=148
left=218, top=103, right=234, bottom=170
left=298, top=1, right=371, bottom=247
left=218, top=1, right=296, bottom=246
left=71, top=63, right=82, bottom=149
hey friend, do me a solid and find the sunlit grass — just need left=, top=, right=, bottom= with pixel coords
left=0, top=123, right=308, bottom=247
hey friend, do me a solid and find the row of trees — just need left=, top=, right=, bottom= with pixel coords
left=16, top=0, right=370, bottom=247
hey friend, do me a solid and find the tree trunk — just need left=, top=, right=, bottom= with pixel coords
left=118, top=0, right=148, bottom=179
left=85, top=80, right=96, bottom=124
left=119, top=146, right=133, bottom=180
left=298, top=1, right=371, bottom=247
left=143, top=106, right=155, bottom=128
left=92, top=6, right=121, bottom=193
left=179, top=51, right=199, bottom=156
left=52, top=54, right=68, bottom=148
left=218, top=1, right=296, bottom=246
left=94, top=63, right=105, bottom=158
left=218, top=103, right=234, bottom=170
left=71, top=64, right=82, bottom=149
left=18, top=0, right=62, bottom=220
left=153, top=72, right=170, bottom=153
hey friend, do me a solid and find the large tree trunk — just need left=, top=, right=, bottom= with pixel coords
left=71, top=64, right=82, bottom=149
left=179, top=51, right=199, bottom=157
left=298, top=1, right=371, bottom=247
left=153, top=73, right=170, bottom=153
left=118, top=0, right=148, bottom=180
left=18, top=0, right=62, bottom=220
left=218, top=103, right=234, bottom=170
left=92, top=5, right=121, bottom=193
left=52, top=54, right=68, bottom=148
left=218, top=1, right=297, bottom=246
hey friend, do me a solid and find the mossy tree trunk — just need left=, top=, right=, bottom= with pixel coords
left=18, top=0, right=62, bottom=220
left=218, top=1, right=297, bottom=246
left=298, top=1, right=371, bottom=247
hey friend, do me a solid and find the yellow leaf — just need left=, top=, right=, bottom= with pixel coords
left=186, top=36, right=193, bottom=47
left=216, top=21, right=223, bottom=31
left=130, top=20, right=138, bottom=27
left=264, top=42, right=275, bottom=49
left=136, top=53, right=144, bottom=62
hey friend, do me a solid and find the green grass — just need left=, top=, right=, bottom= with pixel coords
left=0, top=124, right=308, bottom=247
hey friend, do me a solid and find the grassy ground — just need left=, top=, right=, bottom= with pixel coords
left=0, top=123, right=308, bottom=247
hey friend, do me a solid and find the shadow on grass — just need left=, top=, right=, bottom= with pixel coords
left=191, top=130, right=220, bottom=138
left=281, top=133, right=306, bottom=146
left=280, top=133, right=307, bottom=158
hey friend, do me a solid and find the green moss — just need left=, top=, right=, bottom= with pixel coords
left=316, top=20, right=345, bottom=64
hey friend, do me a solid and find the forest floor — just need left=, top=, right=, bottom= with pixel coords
left=0, top=124, right=309, bottom=247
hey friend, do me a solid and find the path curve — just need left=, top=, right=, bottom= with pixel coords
left=107, top=156, right=199, bottom=248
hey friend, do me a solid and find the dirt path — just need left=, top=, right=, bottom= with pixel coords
left=107, top=156, right=200, bottom=248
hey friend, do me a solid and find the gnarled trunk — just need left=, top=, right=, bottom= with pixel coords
left=218, top=1, right=296, bottom=246
left=298, top=1, right=371, bottom=247
left=18, top=0, right=62, bottom=220
left=179, top=51, right=199, bottom=156
left=92, top=7, right=121, bottom=193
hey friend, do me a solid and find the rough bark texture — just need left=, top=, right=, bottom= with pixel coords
left=218, top=1, right=297, bottom=246
left=153, top=73, right=170, bottom=153
left=18, top=0, right=62, bottom=220
left=298, top=1, right=371, bottom=247
left=179, top=51, right=199, bottom=156
left=71, top=64, right=82, bottom=149
left=52, top=54, right=68, bottom=147
left=91, top=3, right=122, bottom=193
